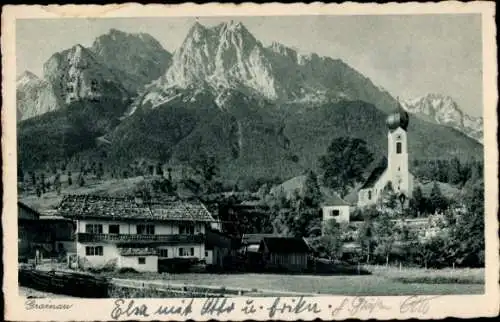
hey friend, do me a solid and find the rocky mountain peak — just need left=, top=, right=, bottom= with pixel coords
left=17, top=71, right=40, bottom=87
left=403, top=94, right=483, bottom=143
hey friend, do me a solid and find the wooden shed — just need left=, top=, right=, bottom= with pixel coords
left=259, top=237, right=311, bottom=272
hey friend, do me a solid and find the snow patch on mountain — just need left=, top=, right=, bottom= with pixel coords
left=403, top=93, right=483, bottom=143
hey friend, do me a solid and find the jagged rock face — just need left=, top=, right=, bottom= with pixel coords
left=403, top=94, right=483, bottom=143
left=91, top=29, right=172, bottom=93
left=144, top=20, right=399, bottom=113
left=18, top=30, right=170, bottom=121
left=164, top=21, right=276, bottom=99
left=43, top=44, right=130, bottom=105
left=16, top=71, right=61, bottom=121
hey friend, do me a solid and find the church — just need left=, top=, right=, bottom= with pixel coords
left=357, top=107, right=414, bottom=207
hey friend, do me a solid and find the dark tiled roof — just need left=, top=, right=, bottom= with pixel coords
left=320, top=188, right=350, bottom=206
left=57, top=195, right=215, bottom=222
left=360, top=165, right=387, bottom=189
left=262, top=237, right=311, bottom=254
left=18, top=201, right=41, bottom=220
left=242, top=233, right=279, bottom=245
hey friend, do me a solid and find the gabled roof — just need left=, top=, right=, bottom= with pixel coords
left=18, top=201, right=41, bottom=220
left=242, top=233, right=278, bottom=245
left=261, top=237, right=311, bottom=254
left=360, top=165, right=387, bottom=189
left=320, top=188, right=350, bottom=206
left=57, top=195, right=215, bottom=222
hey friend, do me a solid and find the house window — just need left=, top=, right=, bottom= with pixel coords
left=136, top=224, right=155, bottom=235
left=205, top=251, right=209, bottom=257
left=138, top=257, right=146, bottom=265
left=159, top=249, right=169, bottom=258
left=179, top=224, right=195, bottom=235
left=368, top=190, right=372, bottom=200
left=396, top=142, right=402, bottom=154
left=108, top=224, right=120, bottom=234
left=85, top=246, right=103, bottom=256
left=331, top=210, right=340, bottom=217
left=85, top=224, right=103, bottom=234
left=178, top=248, right=195, bottom=257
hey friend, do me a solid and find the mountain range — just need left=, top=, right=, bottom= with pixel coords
left=402, top=94, right=483, bottom=143
left=17, top=21, right=483, bottom=185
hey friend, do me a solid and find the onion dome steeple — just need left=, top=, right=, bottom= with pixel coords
left=386, top=100, right=409, bottom=131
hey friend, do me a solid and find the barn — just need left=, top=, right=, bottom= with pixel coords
left=259, top=237, right=311, bottom=272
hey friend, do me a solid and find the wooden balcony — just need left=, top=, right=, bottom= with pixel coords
left=76, top=233, right=205, bottom=244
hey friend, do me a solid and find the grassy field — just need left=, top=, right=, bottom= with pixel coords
left=106, top=266, right=484, bottom=296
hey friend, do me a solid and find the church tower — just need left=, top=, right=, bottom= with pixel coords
left=385, top=106, right=412, bottom=198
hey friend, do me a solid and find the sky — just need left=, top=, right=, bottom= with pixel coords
left=16, top=14, right=483, bottom=117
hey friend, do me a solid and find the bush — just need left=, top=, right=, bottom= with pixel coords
left=117, top=267, right=138, bottom=274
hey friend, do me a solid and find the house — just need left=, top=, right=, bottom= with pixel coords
left=259, top=237, right=311, bottom=272
left=18, top=201, right=75, bottom=261
left=321, top=191, right=350, bottom=233
left=18, top=202, right=41, bottom=259
left=57, top=195, right=216, bottom=272
left=358, top=107, right=414, bottom=207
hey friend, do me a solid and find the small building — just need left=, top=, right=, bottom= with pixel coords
left=259, top=237, right=311, bottom=272
left=241, top=233, right=278, bottom=253
left=321, top=191, right=350, bottom=233
left=18, top=201, right=75, bottom=261
left=57, top=195, right=216, bottom=272
left=18, top=202, right=41, bottom=259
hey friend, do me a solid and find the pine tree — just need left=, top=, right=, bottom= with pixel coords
left=373, top=210, right=396, bottom=266
left=31, top=172, right=36, bottom=187
left=320, top=220, right=344, bottom=260
left=357, top=206, right=379, bottom=263
left=54, top=173, right=62, bottom=195
left=448, top=157, right=461, bottom=185
left=429, top=181, right=448, bottom=213
left=303, top=170, right=322, bottom=208
left=410, top=185, right=427, bottom=216
left=78, top=174, right=85, bottom=187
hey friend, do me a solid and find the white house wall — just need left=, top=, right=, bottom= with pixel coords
left=118, top=255, right=158, bottom=272
left=156, top=244, right=205, bottom=259
left=205, top=249, right=213, bottom=265
left=76, top=242, right=119, bottom=267
left=322, top=205, right=350, bottom=224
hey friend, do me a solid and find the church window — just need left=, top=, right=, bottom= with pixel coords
left=396, top=142, right=402, bottom=154
left=368, top=190, right=372, bottom=200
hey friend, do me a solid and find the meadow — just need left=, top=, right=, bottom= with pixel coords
left=106, top=266, right=484, bottom=296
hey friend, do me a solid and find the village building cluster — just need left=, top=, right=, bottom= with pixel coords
left=18, top=108, right=439, bottom=273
